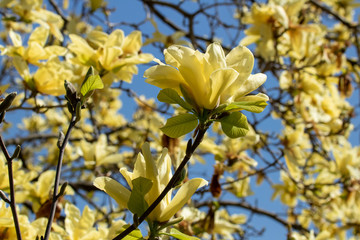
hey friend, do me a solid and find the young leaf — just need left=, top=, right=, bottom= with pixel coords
left=160, top=113, right=198, bottom=138
left=168, top=228, right=200, bottom=240
left=127, top=177, right=153, bottom=217
left=225, top=101, right=268, bottom=113
left=80, top=74, right=104, bottom=98
left=219, top=111, right=249, bottom=138
left=157, top=88, right=192, bottom=111
left=117, top=225, right=143, bottom=240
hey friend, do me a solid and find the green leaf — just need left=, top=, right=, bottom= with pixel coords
left=127, top=177, right=153, bottom=216
left=80, top=75, right=104, bottom=97
left=168, top=228, right=200, bottom=240
left=225, top=101, right=268, bottom=113
left=157, top=88, right=193, bottom=111
left=219, top=111, right=249, bottom=138
left=160, top=113, right=198, bottom=138
left=117, top=225, right=143, bottom=240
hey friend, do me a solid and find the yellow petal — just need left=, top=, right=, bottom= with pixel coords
left=120, top=167, right=135, bottom=189
left=45, top=45, right=68, bottom=57
left=100, top=46, right=123, bottom=70
left=167, top=46, right=209, bottom=107
left=13, top=56, right=31, bottom=82
left=87, top=30, right=109, bottom=48
left=226, top=45, right=254, bottom=75
left=123, top=30, right=142, bottom=53
left=26, top=42, right=47, bottom=63
left=93, top=177, right=130, bottom=208
left=106, top=29, right=125, bottom=48
left=142, top=142, right=158, bottom=180
left=239, top=35, right=260, bottom=46
left=144, top=65, right=187, bottom=94
left=9, top=29, right=22, bottom=47
left=236, top=73, right=267, bottom=98
left=156, top=148, right=172, bottom=204
left=205, top=43, right=226, bottom=70
left=29, top=27, right=49, bottom=46
left=158, top=178, right=207, bottom=222
left=68, top=34, right=95, bottom=63
left=208, top=68, right=239, bottom=108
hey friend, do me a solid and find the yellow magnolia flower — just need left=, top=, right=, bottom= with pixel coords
left=80, top=134, right=124, bottom=167
left=68, top=29, right=153, bottom=84
left=3, top=0, right=64, bottom=41
left=64, top=203, right=102, bottom=240
left=144, top=43, right=266, bottom=110
left=94, top=142, right=207, bottom=222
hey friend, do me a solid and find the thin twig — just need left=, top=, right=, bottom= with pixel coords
left=42, top=114, right=77, bottom=240
left=0, top=136, right=22, bottom=240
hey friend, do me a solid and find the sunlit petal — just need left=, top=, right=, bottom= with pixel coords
left=158, top=178, right=208, bottom=222
left=93, top=177, right=130, bottom=209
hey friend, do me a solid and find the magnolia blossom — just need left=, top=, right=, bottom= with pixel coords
left=144, top=43, right=266, bottom=110
left=68, top=30, right=153, bottom=84
left=94, top=142, right=207, bottom=222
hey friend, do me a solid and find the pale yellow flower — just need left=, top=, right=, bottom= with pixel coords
left=64, top=203, right=102, bottom=240
left=94, top=142, right=207, bottom=222
left=144, top=43, right=266, bottom=110
left=68, top=29, right=153, bottom=84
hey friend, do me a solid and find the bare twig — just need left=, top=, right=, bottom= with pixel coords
left=0, top=136, right=22, bottom=240
left=42, top=113, right=77, bottom=240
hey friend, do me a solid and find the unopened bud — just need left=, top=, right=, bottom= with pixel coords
left=0, top=92, right=17, bottom=113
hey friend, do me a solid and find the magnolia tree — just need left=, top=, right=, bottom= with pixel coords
left=0, top=0, right=359, bottom=239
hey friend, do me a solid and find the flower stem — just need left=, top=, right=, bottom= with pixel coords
left=43, top=114, right=77, bottom=240
left=113, top=125, right=208, bottom=240
left=0, top=136, right=22, bottom=240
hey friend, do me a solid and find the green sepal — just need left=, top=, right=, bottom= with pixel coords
left=157, top=88, right=193, bottom=111
left=127, top=177, right=152, bottom=217
left=160, top=113, right=198, bottom=138
left=219, top=111, right=249, bottom=138
left=225, top=101, right=268, bottom=113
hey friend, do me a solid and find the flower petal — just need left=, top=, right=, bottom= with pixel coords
left=158, top=178, right=208, bottom=222
left=123, top=30, right=142, bottom=53
left=206, top=43, right=226, bottom=70
left=236, top=73, right=267, bottom=97
left=93, top=177, right=130, bottom=209
left=208, top=68, right=239, bottom=109
left=144, top=65, right=187, bottom=94
left=106, top=29, right=124, bottom=48
left=141, top=142, right=158, bottom=180
left=226, top=45, right=254, bottom=76
left=29, top=27, right=49, bottom=46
